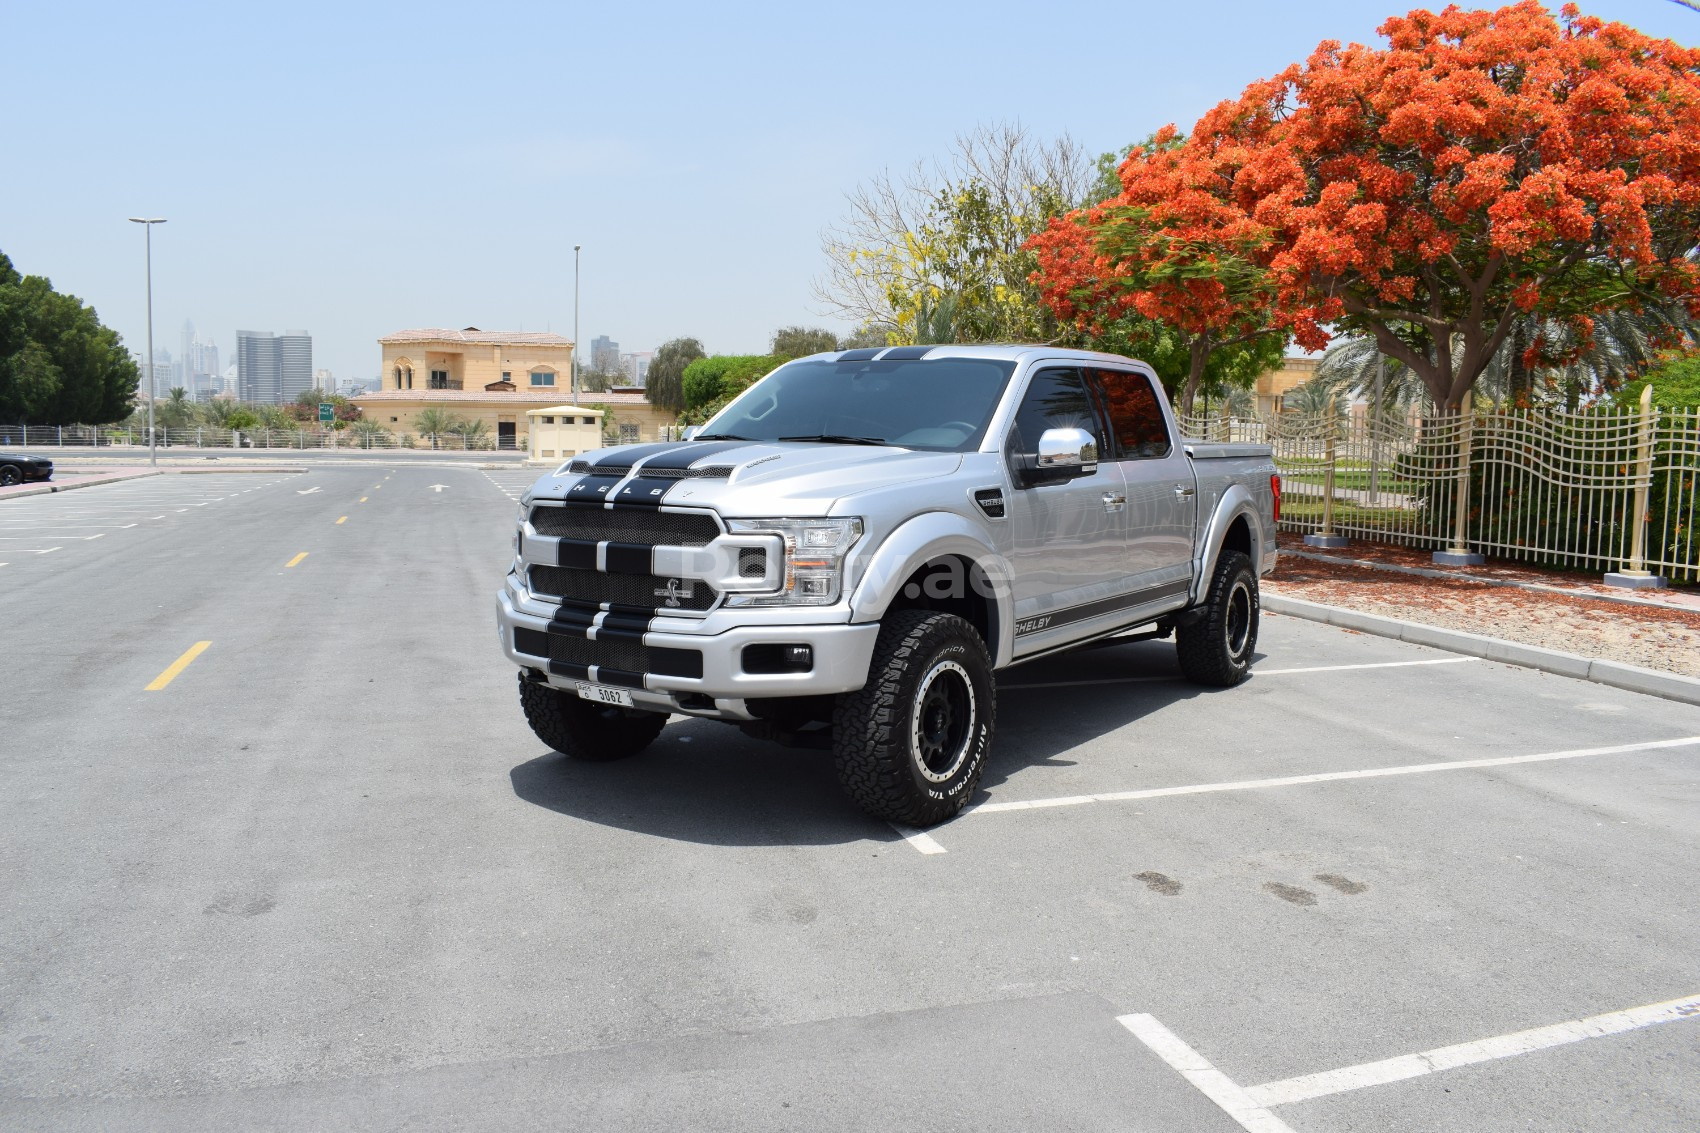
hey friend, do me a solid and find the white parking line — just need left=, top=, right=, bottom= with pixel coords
left=963, top=735, right=1700, bottom=817
left=1119, top=1013, right=1298, bottom=1133
left=888, top=823, right=948, bottom=855
left=1000, top=657, right=1477, bottom=690
left=1244, top=992, right=1700, bottom=1107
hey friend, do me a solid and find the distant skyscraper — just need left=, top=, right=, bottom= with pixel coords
left=236, top=329, right=313, bottom=403
left=621, top=351, right=653, bottom=387
left=591, top=335, right=619, bottom=374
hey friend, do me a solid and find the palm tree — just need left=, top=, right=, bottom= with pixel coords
left=157, top=388, right=198, bottom=431
left=1309, top=302, right=1696, bottom=415
left=414, top=408, right=461, bottom=449
left=446, top=417, right=490, bottom=449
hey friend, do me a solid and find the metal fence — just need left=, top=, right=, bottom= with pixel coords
left=1183, top=392, right=1700, bottom=582
left=0, top=425, right=522, bottom=451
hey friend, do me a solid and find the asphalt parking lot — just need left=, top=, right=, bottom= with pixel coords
left=2, top=462, right=1697, bottom=1132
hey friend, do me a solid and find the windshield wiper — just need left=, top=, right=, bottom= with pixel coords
left=779, top=434, right=888, bottom=446
left=691, top=433, right=753, bottom=441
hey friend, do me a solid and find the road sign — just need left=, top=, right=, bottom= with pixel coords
left=318, top=403, right=334, bottom=423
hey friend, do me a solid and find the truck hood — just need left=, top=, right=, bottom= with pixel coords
left=533, top=439, right=963, bottom=515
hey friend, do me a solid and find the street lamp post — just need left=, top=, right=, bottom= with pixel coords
left=129, top=217, right=167, bottom=467
left=572, top=244, right=581, bottom=405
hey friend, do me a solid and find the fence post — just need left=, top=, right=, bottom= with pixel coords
left=1434, top=390, right=1485, bottom=566
left=1303, top=396, right=1349, bottom=548
left=1604, top=384, right=1667, bottom=589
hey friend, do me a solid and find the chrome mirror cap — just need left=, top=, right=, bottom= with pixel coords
left=1036, top=427, right=1098, bottom=474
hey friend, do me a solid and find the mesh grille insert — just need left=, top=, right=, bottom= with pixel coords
left=738, top=547, right=768, bottom=577
left=529, top=565, right=717, bottom=612
left=529, top=505, right=719, bottom=546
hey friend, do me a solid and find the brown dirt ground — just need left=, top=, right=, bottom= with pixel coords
left=1267, top=541, right=1700, bottom=679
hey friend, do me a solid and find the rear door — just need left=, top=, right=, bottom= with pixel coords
left=1088, top=365, right=1195, bottom=609
left=1003, top=366, right=1130, bottom=655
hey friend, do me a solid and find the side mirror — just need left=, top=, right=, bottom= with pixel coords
left=1035, top=427, right=1098, bottom=476
left=681, top=425, right=702, bottom=441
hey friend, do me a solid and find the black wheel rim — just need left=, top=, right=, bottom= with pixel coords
left=1225, top=581, right=1252, bottom=661
left=912, top=660, right=975, bottom=782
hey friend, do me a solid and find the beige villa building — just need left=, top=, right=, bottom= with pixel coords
left=354, top=327, right=677, bottom=448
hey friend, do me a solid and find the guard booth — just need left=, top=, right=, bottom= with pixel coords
left=526, top=405, right=604, bottom=464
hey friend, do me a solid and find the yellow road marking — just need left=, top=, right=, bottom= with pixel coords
left=359, top=496, right=368, bottom=502
left=146, top=641, right=211, bottom=691
left=285, top=552, right=308, bottom=568
left=336, top=516, right=348, bottom=524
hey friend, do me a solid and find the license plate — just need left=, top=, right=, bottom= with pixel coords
left=576, top=682, right=634, bottom=707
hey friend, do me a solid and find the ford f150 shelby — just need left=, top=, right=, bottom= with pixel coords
left=499, top=345, right=1279, bottom=827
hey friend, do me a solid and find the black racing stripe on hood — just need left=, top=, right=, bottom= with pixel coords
left=563, top=473, right=625, bottom=504
left=581, top=442, right=680, bottom=471
left=609, top=475, right=681, bottom=508
left=633, top=439, right=760, bottom=469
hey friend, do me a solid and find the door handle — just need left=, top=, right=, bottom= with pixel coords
left=1102, top=492, right=1126, bottom=513
left=1174, top=485, right=1196, bottom=497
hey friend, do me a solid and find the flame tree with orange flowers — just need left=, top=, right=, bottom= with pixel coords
left=1032, top=2, right=1700, bottom=414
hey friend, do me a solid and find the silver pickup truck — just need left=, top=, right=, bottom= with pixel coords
left=498, top=345, right=1279, bottom=826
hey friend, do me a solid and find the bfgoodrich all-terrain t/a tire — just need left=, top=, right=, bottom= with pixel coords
left=1176, top=549, right=1259, bottom=687
left=832, top=611, right=996, bottom=827
left=518, top=672, right=668, bottom=761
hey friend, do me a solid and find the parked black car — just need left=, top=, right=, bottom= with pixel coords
left=0, top=452, right=53, bottom=486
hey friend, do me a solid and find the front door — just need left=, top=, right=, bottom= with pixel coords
left=1003, top=366, right=1130, bottom=656
left=498, top=420, right=517, bottom=449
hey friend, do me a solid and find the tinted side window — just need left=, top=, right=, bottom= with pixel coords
left=1093, top=368, right=1171, bottom=459
left=1007, top=368, right=1102, bottom=456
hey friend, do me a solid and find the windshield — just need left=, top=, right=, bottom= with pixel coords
left=702, top=356, right=1018, bottom=452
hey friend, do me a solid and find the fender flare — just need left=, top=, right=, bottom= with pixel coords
left=1194, top=482, right=1266, bottom=599
left=846, top=512, right=1013, bottom=663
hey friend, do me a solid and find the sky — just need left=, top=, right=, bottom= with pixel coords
left=3, top=0, right=1696, bottom=386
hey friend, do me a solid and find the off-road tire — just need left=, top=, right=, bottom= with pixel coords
left=832, top=611, right=996, bottom=827
left=518, top=673, right=668, bottom=761
left=0, top=465, right=21, bottom=487
left=1176, top=550, right=1259, bottom=687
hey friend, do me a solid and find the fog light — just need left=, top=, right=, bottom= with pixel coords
left=743, top=643, right=815, bottom=674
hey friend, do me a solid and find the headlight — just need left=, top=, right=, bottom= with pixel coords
left=724, top=517, right=863, bottom=606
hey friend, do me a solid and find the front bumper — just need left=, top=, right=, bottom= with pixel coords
left=497, top=586, right=881, bottom=721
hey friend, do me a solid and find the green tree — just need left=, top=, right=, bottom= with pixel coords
left=770, top=326, right=839, bottom=357
left=816, top=123, right=1093, bottom=345
left=1616, top=352, right=1700, bottom=410
left=681, top=354, right=787, bottom=418
left=644, top=337, right=704, bottom=413
left=414, top=407, right=461, bottom=447
left=157, top=387, right=198, bottom=430
left=0, top=251, right=139, bottom=424
left=225, top=408, right=260, bottom=432
left=446, top=417, right=490, bottom=447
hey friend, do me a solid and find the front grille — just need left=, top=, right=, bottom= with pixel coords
left=529, top=504, right=719, bottom=546
left=537, top=630, right=647, bottom=672
left=529, top=565, right=718, bottom=612
left=738, top=547, right=768, bottom=577
left=513, top=627, right=703, bottom=680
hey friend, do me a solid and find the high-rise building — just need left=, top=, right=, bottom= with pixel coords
left=236, top=329, right=313, bottom=403
left=591, top=335, right=620, bottom=374
left=621, top=351, right=653, bottom=387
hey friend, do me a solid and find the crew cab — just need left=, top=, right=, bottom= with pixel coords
left=498, top=345, right=1278, bottom=827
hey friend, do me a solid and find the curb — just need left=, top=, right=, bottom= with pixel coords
left=0, top=470, right=162, bottom=500
left=177, top=467, right=307, bottom=474
left=1264, top=593, right=1700, bottom=709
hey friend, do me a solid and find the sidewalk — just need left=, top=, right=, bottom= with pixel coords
left=0, top=467, right=160, bottom=500
left=1267, top=534, right=1700, bottom=678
